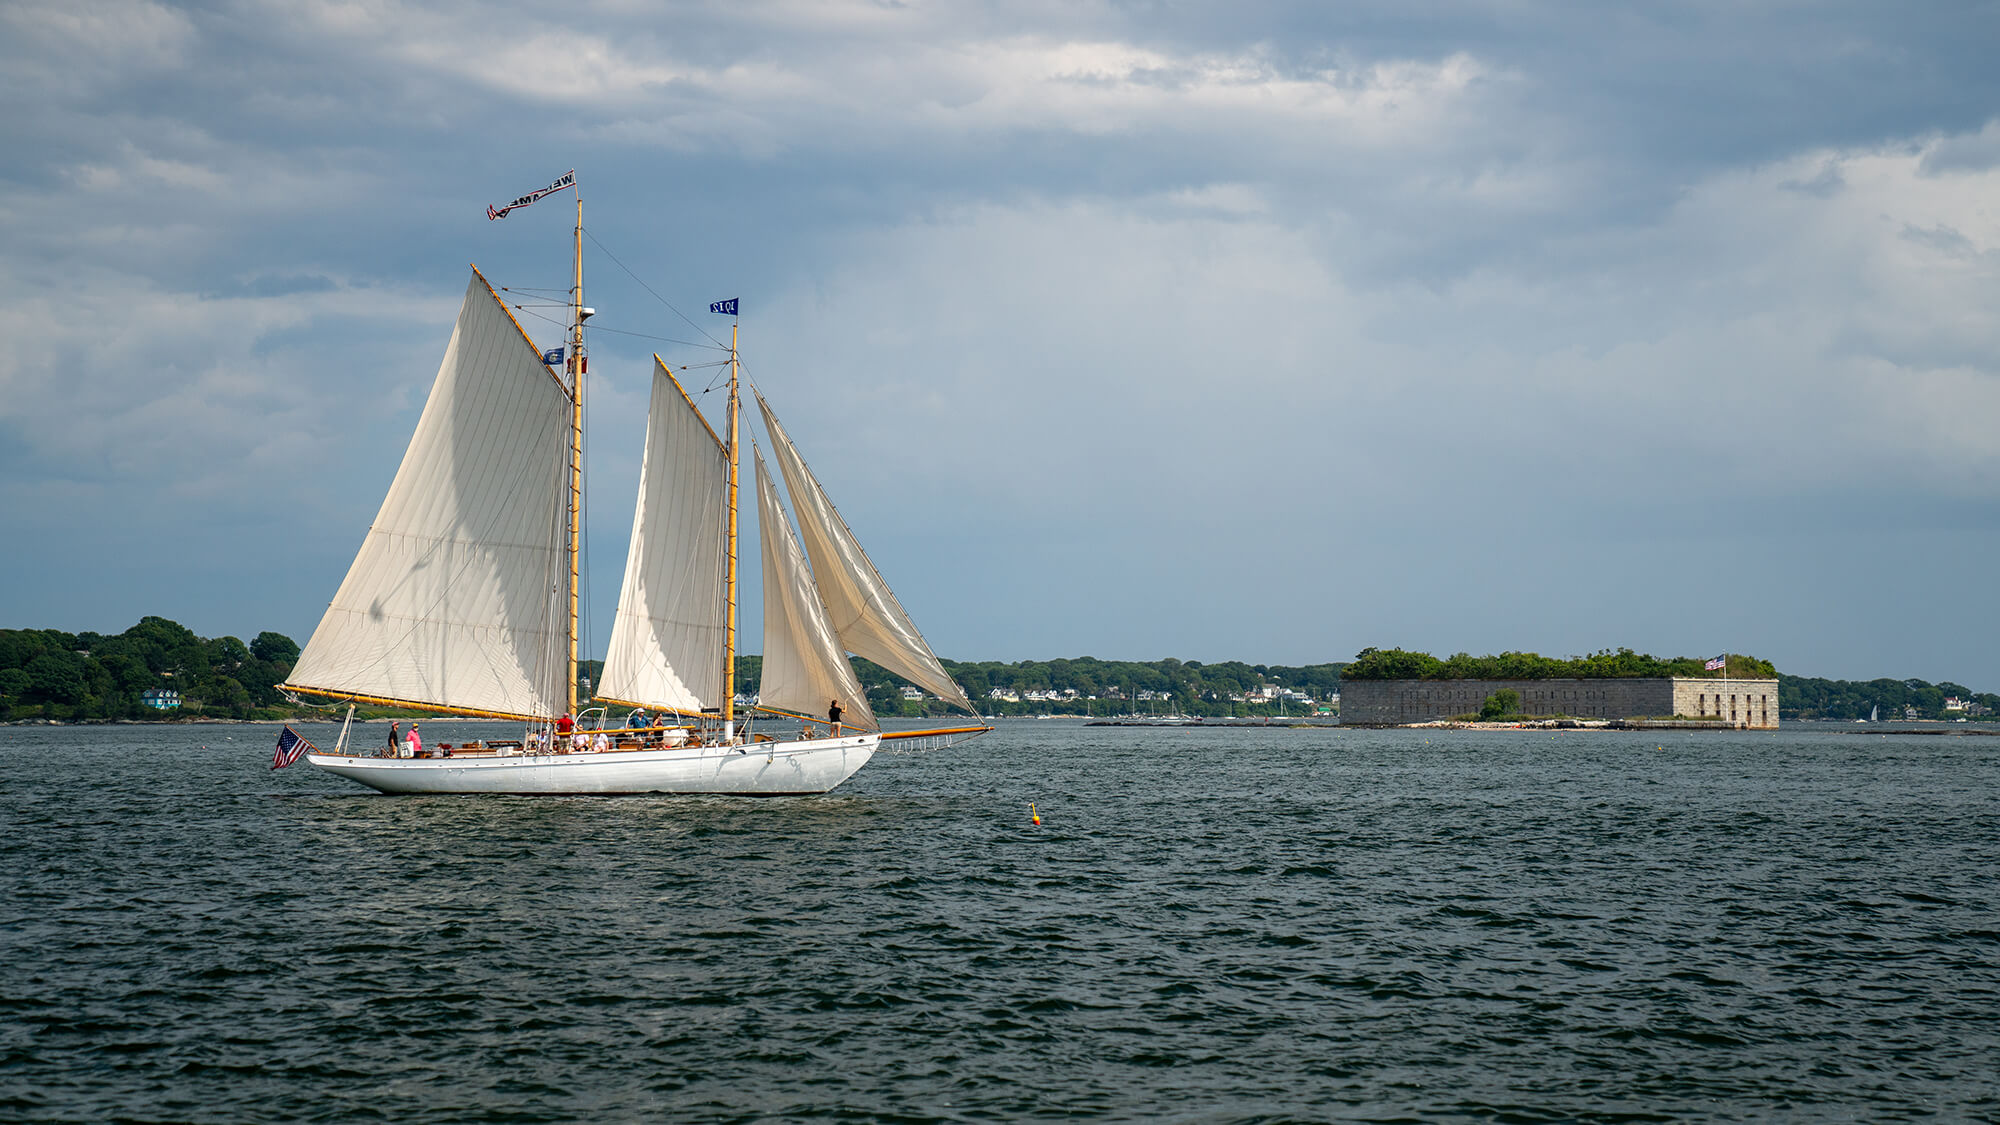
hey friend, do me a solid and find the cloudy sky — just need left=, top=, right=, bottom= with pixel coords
left=3, top=0, right=1997, bottom=688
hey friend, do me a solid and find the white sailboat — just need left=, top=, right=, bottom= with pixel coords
left=283, top=178, right=985, bottom=794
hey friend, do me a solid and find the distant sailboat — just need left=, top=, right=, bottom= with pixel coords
left=283, top=177, right=986, bottom=794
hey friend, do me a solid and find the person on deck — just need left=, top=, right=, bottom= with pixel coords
left=386, top=721, right=400, bottom=756
left=629, top=708, right=648, bottom=732
left=404, top=723, right=422, bottom=758
left=593, top=730, right=610, bottom=753
left=556, top=712, right=574, bottom=736
left=828, top=699, right=843, bottom=735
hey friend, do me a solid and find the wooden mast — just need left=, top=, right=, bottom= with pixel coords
left=722, top=321, right=741, bottom=734
left=566, top=189, right=584, bottom=719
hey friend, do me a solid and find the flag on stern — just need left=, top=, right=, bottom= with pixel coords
left=709, top=298, right=738, bottom=316
left=487, top=170, right=576, bottom=220
left=272, top=725, right=315, bottom=770
left=542, top=346, right=563, bottom=366
left=1704, top=654, right=1727, bottom=671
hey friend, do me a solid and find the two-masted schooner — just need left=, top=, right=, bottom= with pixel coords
left=281, top=175, right=985, bottom=794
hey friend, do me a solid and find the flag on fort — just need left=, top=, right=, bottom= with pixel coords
left=1704, top=655, right=1727, bottom=671
left=272, top=725, right=314, bottom=770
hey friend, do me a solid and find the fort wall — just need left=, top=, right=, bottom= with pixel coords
left=1340, top=677, right=1779, bottom=728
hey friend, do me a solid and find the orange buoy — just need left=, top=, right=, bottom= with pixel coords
left=1029, top=802, right=1041, bottom=827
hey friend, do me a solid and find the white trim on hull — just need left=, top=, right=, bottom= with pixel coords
left=306, top=733, right=879, bottom=795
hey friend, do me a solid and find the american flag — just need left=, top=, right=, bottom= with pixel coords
left=272, top=725, right=315, bottom=770
left=1704, top=655, right=1727, bottom=671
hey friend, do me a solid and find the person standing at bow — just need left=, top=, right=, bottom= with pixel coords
left=828, top=698, right=843, bottom=735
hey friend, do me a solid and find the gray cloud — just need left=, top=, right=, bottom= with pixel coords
left=3, top=0, right=1998, bottom=688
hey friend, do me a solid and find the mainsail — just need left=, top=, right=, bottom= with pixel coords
left=286, top=270, right=573, bottom=718
left=755, top=391, right=976, bottom=714
left=754, top=447, right=876, bottom=729
left=597, top=359, right=731, bottom=714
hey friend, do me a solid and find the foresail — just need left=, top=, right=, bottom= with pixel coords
left=598, top=359, right=730, bottom=714
left=287, top=270, right=572, bottom=718
left=754, top=448, right=876, bottom=729
left=755, top=391, right=977, bottom=715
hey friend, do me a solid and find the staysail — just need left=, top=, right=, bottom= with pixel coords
left=597, top=359, right=732, bottom=714
left=754, top=391, right=976, bottom=714
left=286, top=270, right=573, bottom=718
left=753, top=447, right=876, bottom=729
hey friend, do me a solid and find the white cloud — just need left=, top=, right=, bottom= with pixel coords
left=0, top=0, right=194, bottom=98
left=741, top=125, right=2000, bottom=531
left=0, top=267, right=453, bottom=518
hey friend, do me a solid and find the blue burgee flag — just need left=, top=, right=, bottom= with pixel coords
left=542, top=347, right=563, bottom=366
left=710, top=298, right=738, bottom=316
left=272, top=725, right=314, bottom=770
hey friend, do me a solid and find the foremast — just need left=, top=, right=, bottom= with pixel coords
left=722, top=321, right=741, bottom=734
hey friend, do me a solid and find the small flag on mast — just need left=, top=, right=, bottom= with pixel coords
left=1704, top=654, right=1727, bottom=671
left=488, top=170, right=576, bottom=220
left=542, top=347, right=563, bottom=366
left=272, top=725, right=315, bottom=770
left=709, top=298, right=738, bottom=316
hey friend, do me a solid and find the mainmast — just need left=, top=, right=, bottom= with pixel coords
left=722, top=321, right=741, bottom=733
left=566, top=190, right=585, bottom=718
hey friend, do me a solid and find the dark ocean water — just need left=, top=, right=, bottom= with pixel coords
left=2, top=720, right=1996, bottom=1123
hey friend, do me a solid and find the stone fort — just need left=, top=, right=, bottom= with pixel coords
left=1340, top=677, right=1779, bottom=728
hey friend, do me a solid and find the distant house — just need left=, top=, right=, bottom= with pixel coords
left=140, top=689, right=180, bottom=710
left=1944, top=697, right=1966, bottom=712
left=900, top=686, right=926, bottom=701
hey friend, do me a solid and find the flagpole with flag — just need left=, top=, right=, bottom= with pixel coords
left=272, top=725, right=315, bottom=770
left=1703, top=652, right=1728, bottom=724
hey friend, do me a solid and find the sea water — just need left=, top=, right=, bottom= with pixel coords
left=2, top=720, right=1996, bottom=1122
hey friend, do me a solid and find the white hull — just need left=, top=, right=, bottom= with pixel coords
left=306, top=733, right=879, bottom=795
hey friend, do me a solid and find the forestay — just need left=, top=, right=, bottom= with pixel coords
left=598, top=359, right=731, bottom=714
left=755, top=392, right=976, bottom=715
left=753, top=448, right=877, bottom=729
left=287, top=271, right=572, bottom=718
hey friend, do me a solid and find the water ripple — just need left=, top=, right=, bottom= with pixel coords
left=2, top=723, right=1997, bottom=1121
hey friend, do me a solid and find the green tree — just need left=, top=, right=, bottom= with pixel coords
left=1480, top=689, right=1521, bottom=720
left=250, top=632, right=301, bottom=665
left=25, top=652, right=86, bottom=706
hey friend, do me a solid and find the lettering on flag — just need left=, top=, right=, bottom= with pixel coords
left=488, top=170, right=577, bottom=220
left=272, top=725, right=315, bottom=770
left=1704, top=655, right=1727, bottom=671
left=709, top=298, right=738, bottom=316
left=542, top=347, right=564, bottom=366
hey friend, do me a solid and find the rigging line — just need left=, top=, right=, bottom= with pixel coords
left=514, top=306, right=571, bottom=334
left=583, top=323, right=730, bottom=350
left=582, top=226, right=730, bottom=351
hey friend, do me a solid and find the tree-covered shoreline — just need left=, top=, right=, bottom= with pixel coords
left=3, top=621, right=1993, bottom=724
